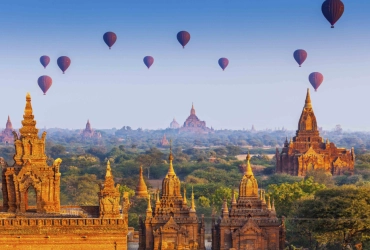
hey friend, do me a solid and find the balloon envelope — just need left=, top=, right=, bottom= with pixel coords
left=293, top=50, right=307, bottom=67
left=103, top=32, right=117, bottom=49
left=143, top=56, right=154, bottom=69
left=322, top=0, right=345, bottom=28
left=40, top=56, right=50, bottom=69
left=309, top=72, right=324, bottom=91
left=177, top=31, right=191, bottom=48
left=218, top=58, right=229, bottom=71
left=38, top=75, right=52, bottom=95
left=57, top=56, right=71, bottom=74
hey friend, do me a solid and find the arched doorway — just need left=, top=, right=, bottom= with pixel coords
left=25, top=186, right=37, bottom=212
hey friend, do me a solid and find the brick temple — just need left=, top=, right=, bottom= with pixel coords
left=276, top=89, right=355, bottom=176
left=138, top=147, right=205, bottom=250
left=212, top=153, right=285, bottom=250
left=179, top=103, right=213, bottom=134
left=0, top=93, right=129, bottom=250
left=0, top=116, right=14, bottom=144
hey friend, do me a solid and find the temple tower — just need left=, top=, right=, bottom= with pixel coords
left=2, top=93, right=62, bottom=213
left=0, top=116, right=14, bottom=144
left=98, top=160, right=121, bottom=218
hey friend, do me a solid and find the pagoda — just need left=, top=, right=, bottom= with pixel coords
left=276, top=89, right=355, bottom=176
left=80, top=119, right=101, bottom=139
left=159, top=134, right=169, bottom=146
left=138, top=146, right=205, bottom=250
left=170, top=118, right=180, bottom=129
left=179, top=103, right=213, bottom=134
left=212, top=153, right=285, bottom=249
left=136, top=166, right=149, bottom=198
left=0, top=116, right=14, bottom=144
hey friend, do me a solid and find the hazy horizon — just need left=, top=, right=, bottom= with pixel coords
left=0, top=1, right=369, bottom=131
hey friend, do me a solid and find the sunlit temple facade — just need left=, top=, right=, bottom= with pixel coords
left=276, top=89, right=355, bottom=176
left=212, top=153, right=285, bottom=250
left=139, top=147, right=205, bottom=250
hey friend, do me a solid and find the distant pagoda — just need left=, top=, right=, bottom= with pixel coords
left=159, top=134, right=169, bottom=146
left=170, top=118, right=180, bottom=129
left=80, top=119, right=101, bottom=139
left=179, top=103, right=213, bottom=134
left=136, top=166, right=148, bottom=198
left=0, top=116, right=14, bottom=144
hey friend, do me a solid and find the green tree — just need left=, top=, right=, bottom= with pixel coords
left=198, top=196, right=210, bottom=208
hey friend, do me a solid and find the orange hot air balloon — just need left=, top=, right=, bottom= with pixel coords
left=38, top=75, right=52, bottom=95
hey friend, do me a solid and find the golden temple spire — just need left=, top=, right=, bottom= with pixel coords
left=260, top=189, right=263, bottom=201
left=167, top=140, right=176, bottom=176
left=263, top=190, right=266, bottom=204
left=272, top=199, right=276, bottom=212
left=146, top=194, right=152, bottom=213
left=222, top=199, right=229, bottom=217
left=105, top=160, right=112, bottom=178
left=190, top=186, right=196, bottom=212
left=183, top=186, right=187, bottom=205
left=304, top=88, right=312, bottom=109
left=19, top=92, right=39, bottom=138
left=156, top=189, right=160, bottom=205
left=245, top=151, right=253, bottom=176
left=190, top=102, right=196, bottom=115
left=136, top=166, right=148, bottom=198
left=267, top=195, right=272, bottom=210
left=231, top=189, right=237, bottom=205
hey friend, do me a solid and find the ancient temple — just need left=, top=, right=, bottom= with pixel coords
left=98, top=160, right=121, bottom=218
left=136, top=166, right=149, bottom=198
left=212, top=153, right=285, bottom=250
left=159, top=134, right=170, bottom=146
left=0, top=93, right=129, bottom=250
left=80, top=119, right=102, bottom=139
left=0, top=116, right=14, bottom=144
left=276, top=89, right=355, bottom=176
left=139, top=147, right=205, bottom=250
left=2, top=93, right=62, bottom=213
left=170, top=118, right=180, bottom=129
left=179, top=103, right=213, bottom=134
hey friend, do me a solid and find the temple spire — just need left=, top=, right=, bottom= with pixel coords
left=190, top=102, right=196, bottom=115
left=183, top=186, right=187, bottom=205
left=19, top=93, right=39, bottom=138
left=267, top=195, right=272, bottom=210
left=146, top=194, right=152, bottom=216
left=136, top=166, right=148, bottom=198
left=105, top=160, right=112, bottom=177
left=167, top=140, right=176, bottom=176
left=190, top=186, right=196, bottom=212
left=245, top=151, right=253, bottom=176
left=304, top=88, right=312, bottom=109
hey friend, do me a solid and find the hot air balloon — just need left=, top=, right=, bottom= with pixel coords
left=143, top=56, right=154, bottom=69
left=309, top=72, right=324, bottom=91
left=57, top=56, right=71, bottom=74
left=177, top=31, right=191, bottom=48
left=38, top=75, right=52, bottom=95
left=293, top=50, right=307, bottom=67
left=322, top=0, right=345, bottom=28
left=40, top=56, right=50, bottom=69
left=103, top=32, right=117, bottom=49
left=218, top=58, right=229, bottom=71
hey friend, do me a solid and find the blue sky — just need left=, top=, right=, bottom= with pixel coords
left=0, top=0, right=369, bottom=130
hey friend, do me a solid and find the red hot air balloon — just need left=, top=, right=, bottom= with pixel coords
left=40, top=56, right=50, bottom=69
left=38, top=75, right=52, bottom=95
left=103, top=32, right=117, bottom=49
left=309, top=72, right=324, bottom=92
left=218, top=58, right=229, bottom=71
left=177, top=31, right=191, bottom=48
left=57, top=56, right=71, bottom=74
left=322, top=0, right=345, bottom=28
left=293, top=50, right=307, bottom=67
left=143, top=56, right=154, bottom=69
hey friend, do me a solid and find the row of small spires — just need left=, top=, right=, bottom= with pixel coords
left=284, top=137, right=331, bottom=144
left=146, top=186, right=197, bottom=214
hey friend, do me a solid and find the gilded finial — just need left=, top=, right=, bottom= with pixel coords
left=156, top=189, right=160, bottom=204
left=222, top=199, right=228, bottom=215
left=245, top=151, right=253, bottom=176
left=190, top=186, right=196, bottom=212
left=146, top=194, right=152, bottom=212
left=260, top=189, right=263, bottom=201
left=263, top=190, right=266, bottom=204
left=232, top=189, right=237, bottom=204
left=167, top=139, right=176, bottom=176
left=267, top=195, right=272, bottom=210
left=105, top=160, right=112, bottom=177
left=272, top=199, right=276, bottom=212
left=304, top=88, right=312, bottom=109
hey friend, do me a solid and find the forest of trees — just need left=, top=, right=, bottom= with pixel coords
left=1, top=128, right=370, bottom=249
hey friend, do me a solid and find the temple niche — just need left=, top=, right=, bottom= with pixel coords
left=179, top=103, right=213, bottom=134
left=212, top=153, right=285, bottom=250
left=276, top=89, right=355, bottom=176
left=139, top=147, right=205, bottom=250
left=0, top=116, right=15, bottom=144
